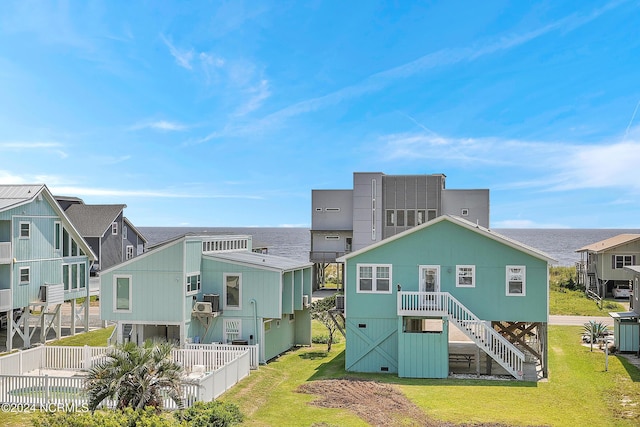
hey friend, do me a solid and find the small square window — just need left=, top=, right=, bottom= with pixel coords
left=20, top=222, right=30, bottom=239
left=19, top=267, right=29, bottom=284
left=461, top=208, right=469, bottom=216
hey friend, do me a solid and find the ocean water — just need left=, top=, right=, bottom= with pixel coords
left=139, top=227, right=640, bottom=266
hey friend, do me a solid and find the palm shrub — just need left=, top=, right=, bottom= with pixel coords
left=85, top=340, right=185, bottom=411
left=582, top=320, right=609, bottom=352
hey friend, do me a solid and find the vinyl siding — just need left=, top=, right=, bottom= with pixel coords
left=346, top=220, right=548, bottom=322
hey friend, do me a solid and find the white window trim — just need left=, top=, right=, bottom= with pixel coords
left=356, top=263, right=392, bottom=294
left=126, top=245, right=134, bottom=260
left=19, top=221, right=30, bottom=239
left=111, top=222, right=118, bottom=235
left=54, top=221, right=62, bottom=250
left=456, top=265, right=476, bottom=288
left=123, top=226, right=128, bottom=240
left=113, top=274, right=132, bottom=312
left=223, top=273, right=242, bottom=310
left=19, top=266, right=30, bottom=284
left=186, top=272, right=201, bottom=295
left=506, top=265, right=526, bottom=296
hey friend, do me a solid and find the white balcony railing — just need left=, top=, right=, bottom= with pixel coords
left=0, top=289, right=11, bottom=312
left=0, top=242, right=10, bottom=264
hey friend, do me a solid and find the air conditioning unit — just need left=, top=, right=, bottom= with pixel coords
left=202, top=294, right=220, bottom=312
left=303, top=294, right=309, bottom=308
left=193, top=301, right=212, bottom=314
left=39, top=284, right=64, bottom=304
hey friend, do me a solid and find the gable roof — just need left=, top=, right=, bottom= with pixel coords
left=576, top=234, right=640, bottom=253
left=64, top=204, right=126, bottom=237
left=337, top=215, right=556, bottom=264
left=0, top=184, right=49, bottom=211
left=204, top=251, right=312, bottom=272
left=123, top=217, right=148, bottom=243
left=0, top=184, right=97, bottom=260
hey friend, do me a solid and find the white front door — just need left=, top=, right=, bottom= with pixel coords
left=420, top=266, right=440, bottom=293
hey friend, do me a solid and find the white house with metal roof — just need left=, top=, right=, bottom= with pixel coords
left=0, top=185, right=96, bottom=350
left=99, top=233, right=313, bottom=364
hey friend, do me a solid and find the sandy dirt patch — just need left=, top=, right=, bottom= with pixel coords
left=298, top=378, right=520, bottom=426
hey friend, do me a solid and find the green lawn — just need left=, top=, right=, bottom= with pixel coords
left=47, top=325, right=114, bottom=347
left=223, top=325, right=640, bottom=426
left=550, top=289, right=626, bottom=315
left=2, top=323, right=639, bottom=426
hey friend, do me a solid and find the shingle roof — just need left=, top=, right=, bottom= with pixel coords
left=576, top=234, right=640, bottom=253
left=0, top=184, right=46, bottom=211
left=64, top=204, right=126, bottom=237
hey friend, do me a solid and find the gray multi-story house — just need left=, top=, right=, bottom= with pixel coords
left=55, top=197, right=147, bottom=274
left=310, top=172, right=489, bottom=288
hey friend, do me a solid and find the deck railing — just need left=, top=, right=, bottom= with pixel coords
left=398, top=291, right=525, bottom=379
left=184, top=343, right=259, bottom=369
left=0, top=242, right=10, bottom=264
left=0, top=345, right=252, bottom=408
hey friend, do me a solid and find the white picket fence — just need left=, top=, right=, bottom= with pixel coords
left=0, top=344, right=252, bottom=409
left=184, top=343, right=259, bottom=369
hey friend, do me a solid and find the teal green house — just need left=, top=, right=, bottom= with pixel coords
left=337, top=215, right=554, bottom=380
left=0, top=185, right=96, bottom=350
left=99, top=234, right=313, bottom=364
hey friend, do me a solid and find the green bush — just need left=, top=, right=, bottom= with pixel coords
left=312, top=334, right=341, bottom=344
left=33, top=407, right=177, bottom=427
left=174, top=401, right=243, bottom=427
left=550, top=266, right=579, bottom=292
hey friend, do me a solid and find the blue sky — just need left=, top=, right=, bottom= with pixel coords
left=1, top=1, right=639, bottom=229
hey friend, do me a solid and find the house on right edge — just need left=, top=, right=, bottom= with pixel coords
left=337, top=215, right=555, bottom=381
left=575, top=234, right=640, bottom=299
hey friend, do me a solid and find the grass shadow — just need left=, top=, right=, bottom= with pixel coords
left=303, top=348, right=538, bottom=388
left=615, top=354, right=640, bottom=382
left=299, top=351, right=330, bottom=360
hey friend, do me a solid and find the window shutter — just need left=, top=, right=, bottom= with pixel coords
left=633, top=255, right=637, bottom=265
left=612, top=255, right=616, bottom=269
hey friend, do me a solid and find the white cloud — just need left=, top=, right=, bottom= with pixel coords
left=161, top=34, right=194, bottom=70
left=234, top=79, right=271, bottom=116
left=130, top=120, right=187, bottom=132
left=49, top=185, right=265, bottom=200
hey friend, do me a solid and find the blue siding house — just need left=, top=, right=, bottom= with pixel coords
left=99, top=233, right=313, bottom=364
left=338, top=215, right=554, bottom=380
left=0, top=185, right=96, bottom=350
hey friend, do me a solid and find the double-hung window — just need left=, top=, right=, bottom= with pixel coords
left=613, top=255, right=634, bottom=269
left=357, top=264, right=392, bottom=293
left=456, top=265, right=475, bottom=287
left=19, top=267, right=30, bottom=284
left=20, top=222, right=30, bottom=239
left=186, top=273, right=201, bottom=294
left=506, top=266, right=526, bottom=296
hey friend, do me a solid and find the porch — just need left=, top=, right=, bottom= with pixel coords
left=0, top=344, right=253, bottom=409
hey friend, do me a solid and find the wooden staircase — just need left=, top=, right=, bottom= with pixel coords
left=398, top=292, right=525, bottom=380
